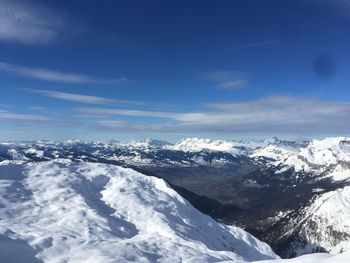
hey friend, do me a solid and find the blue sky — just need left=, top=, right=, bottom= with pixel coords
left=1, top=0, right=350, bottom=141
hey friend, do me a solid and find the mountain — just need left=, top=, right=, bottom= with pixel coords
left=263, top=186, right=350, bottom=258
left=165, top=138, right=245, bottom=155
left=0, top=161, right=277, bottom=263
left=0, top=139, right=251, bottom=167
left=117, top=138, right=171, bottom=150
left=2, top=137, right=350, bottom=176
left=1, top=161, right=350, bottom=263
left=1, top=137, right=350, bottom=259
left=0, top=137, right=300, bottom=168
left=252, top=137, right=350, bottom=182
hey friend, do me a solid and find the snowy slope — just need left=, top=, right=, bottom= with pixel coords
left=251, top=251, right=350, bottom=263
left=166, top=137, right=289, bottom=155
left=166, top=138, right=244, bottom=155
left=279, top=186, right=350, bottom=256
left=116, top=138, right=171, bottom=150
left=252, top=137, right=350, bottom=181
left=0, top=161, right=277, bottom=263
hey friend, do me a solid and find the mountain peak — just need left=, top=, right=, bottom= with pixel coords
left=117, top=138, right=171, bottom=149
left=169, top=137, right=242, bottom=154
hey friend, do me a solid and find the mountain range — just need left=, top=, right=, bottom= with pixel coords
left=1, top=137, right=350, bottom=261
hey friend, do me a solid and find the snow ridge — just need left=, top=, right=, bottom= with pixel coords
left=0, top=161, right=277, bottom=263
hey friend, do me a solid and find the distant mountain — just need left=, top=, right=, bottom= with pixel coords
left=2, top=137, right=350, bottom=183
left=253, top=137, right=350, bottom=182
left=165, top=137, right=246, bottom=154
left=0, top=137, right=300, bottom=167
left=117, top=138, right=171, bottom=149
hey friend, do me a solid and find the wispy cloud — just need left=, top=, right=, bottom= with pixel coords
left=0, top=109, right=50, bottom=121
left=206, top=71, right=249, bottom=90
left=0, top=62, right=125, bottom=84
left=24, top=89, right=142, bottom=105
left=82, top=96, right=350, bottom=135
left=230, top=40, right=281, bottom=51
left=78, top=107, right=180, bottom=118
left=5, top=95, right=350, bottom=137
left=216, top=80, right=248, bottom=89
left=0, top=0, right=66, bottom=44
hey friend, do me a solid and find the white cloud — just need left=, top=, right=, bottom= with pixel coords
left=97, top=120, right=127, bottom=128
left=206, top=71, right=249, bottom=90
left=0, top=62, right=125, bottom=84
left=0, top=0, right=65, bottom=44
left=81, top=96, right=350, bottom=135
left=5, top=96, right=350, bottom=136
left=78, top=107, right=180, bottom=118
left=24, top=89, right=142, bottom=105
left=0, top=109, right=50, bottom=121
left=217, top=80, right=248, bottom=90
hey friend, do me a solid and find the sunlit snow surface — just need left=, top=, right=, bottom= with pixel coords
left=251, top=251, right=350, bottom=263
left=0, top=161, right=277, bottom=263
left=252, top=137, right=350, bottom=181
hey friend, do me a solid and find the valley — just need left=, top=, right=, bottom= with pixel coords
left=1, top=137, right=350, bottom=259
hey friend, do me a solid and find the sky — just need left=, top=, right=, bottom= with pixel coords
left=1, top=0, right=350, bottom=142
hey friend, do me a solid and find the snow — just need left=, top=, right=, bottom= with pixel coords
left=117, top=139, right=171, bottom=150
left=251, top=251, right=350, bottom=263
left=0, top=161, right=277, bottom=263
left=24, top=148, right=44, bottom=157
left=7, top=148, right=28, bottom=161
left=294, top=186, right=350, bottom=255
left=251, top=144, right=298, bottom=164
left=252, top=137, right=350, bottom=181
left=326, top=164, right=350, bottom=181
left=276, top=186, right=350, bottom=257
left=299, top=137, right=350, bottom=166
left=1, top=149, right=350, bottom=262
left=167, top=138, right=244, bottom=155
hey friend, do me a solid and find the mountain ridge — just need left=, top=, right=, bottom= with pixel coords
left=1, top=137, right=350, bottom=258
left=0, top=161, right=278, bottom=263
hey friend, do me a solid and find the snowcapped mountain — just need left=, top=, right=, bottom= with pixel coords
left=252, top=137, right=350, bottom=182
left=268, top=185, right=350, bottom=257
left=0, top=137, right=300, bottom=168
left=165, top=138, right=245, bottom=155
left=0, top=139, right=250, bottom=167
left=2, top=137, right=350, bottom=179
left=116, top=138, right=171, bottom=150
left=0, top=161, right=278, bottom=263
left=165, top=137, right=298, bottom=155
